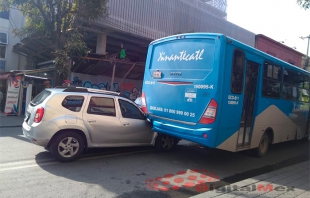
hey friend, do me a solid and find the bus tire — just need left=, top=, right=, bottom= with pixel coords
left=254, top=133, right=269, bottom=158
left=155, top=134, right=177, bottom=151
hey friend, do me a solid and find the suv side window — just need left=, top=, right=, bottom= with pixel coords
left=62, top=96, right=84, bottom=112
left=118, top=99, right=145, bottom=120
left=87, top=97, right=116, bottom=117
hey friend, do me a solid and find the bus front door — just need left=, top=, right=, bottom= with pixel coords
left=237, top=61, right=260, bottom=148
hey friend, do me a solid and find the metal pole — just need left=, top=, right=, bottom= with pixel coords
left=301, top=35, right=310, bottom=70
left=18, top=75, right=24, bottom=116
left=305, top=36, right=310, bottom=69
left=110, top=62, right=116, bottom=91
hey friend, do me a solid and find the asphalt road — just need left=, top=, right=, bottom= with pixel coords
left=0, top=127, right=309, bottom=198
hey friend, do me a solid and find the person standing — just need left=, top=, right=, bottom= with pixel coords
left=120, top=43, right=126, bottom=59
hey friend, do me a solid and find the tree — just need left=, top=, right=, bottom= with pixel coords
left=297, top=0, right=310, bottom=9
left=0, top=0, right=109, bottom=86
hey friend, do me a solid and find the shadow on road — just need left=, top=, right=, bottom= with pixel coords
left=34, top=139, right=309, bottom=198
left=0, top=127, right=31, bottom=144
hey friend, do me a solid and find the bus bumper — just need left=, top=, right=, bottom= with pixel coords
left=152, top=120, right=217, bottom=148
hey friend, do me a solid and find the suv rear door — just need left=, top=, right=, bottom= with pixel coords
left=83, top=95, right=121, bottom=145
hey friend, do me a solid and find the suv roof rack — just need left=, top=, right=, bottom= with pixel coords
left=62, top=87, right=130, bottom=99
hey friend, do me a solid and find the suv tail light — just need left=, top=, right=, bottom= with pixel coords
left=34, top=107, right=44, bottom=123
left=141, top=92, right=148, bottom=113
left=199, top=99, right=218, bottom=124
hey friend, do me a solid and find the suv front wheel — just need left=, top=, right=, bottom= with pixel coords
left=50, top=131, right=84, bottom=162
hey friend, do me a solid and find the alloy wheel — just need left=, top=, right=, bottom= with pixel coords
left=58, top=137, right=80, bottom=158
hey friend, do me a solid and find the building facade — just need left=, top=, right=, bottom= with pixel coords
left=95, top=0, right=254, bottom=47
left=255, top=34, right=304, bottom=68
left=0, top=9, right=48, bottom=114
left=0, top=9, right=28, bottom=72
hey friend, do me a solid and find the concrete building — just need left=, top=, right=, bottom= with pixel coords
left=0, top=8, right=49, bottom=114
left=0, top=9, right=28, bottom=72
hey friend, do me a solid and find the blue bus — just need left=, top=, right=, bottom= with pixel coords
left=141, top=33, right=310, bottom=157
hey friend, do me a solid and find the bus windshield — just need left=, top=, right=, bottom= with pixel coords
left=150, top=38, right=216, bottom=80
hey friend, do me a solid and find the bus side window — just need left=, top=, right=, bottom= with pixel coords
left=298, top=74, right=310, bottom=103
left=282, top=69, right=297, bottom=101
left=262, top=62, right=282, bottom=98
left=231, top=50, right=245, bottom=94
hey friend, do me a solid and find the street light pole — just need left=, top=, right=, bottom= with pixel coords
left=300, top=35, right=310, bottom=70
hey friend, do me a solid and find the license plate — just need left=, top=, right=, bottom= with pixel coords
left=153, top=71, right=162, bottom=79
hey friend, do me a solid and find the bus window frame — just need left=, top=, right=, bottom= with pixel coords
left=298, top=73, right=310, bottom=103
left=231, top=49, right=245, bottom=94
left=282, top=68, right=298, bottom=101
left=262, top=62, right=282, bottom=99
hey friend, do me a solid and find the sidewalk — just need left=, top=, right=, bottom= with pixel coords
left=191, top=160, right=310, bottom=198
left=0, top=112, right=25, bottom=128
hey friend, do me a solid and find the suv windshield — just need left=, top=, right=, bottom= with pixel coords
left=30, top=90, right=51, bottom=106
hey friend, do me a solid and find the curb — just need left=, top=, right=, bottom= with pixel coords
left=0, top=125, right=22, bottom=128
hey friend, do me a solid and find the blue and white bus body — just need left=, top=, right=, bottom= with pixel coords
left=142, top=33, right=310, bottom=154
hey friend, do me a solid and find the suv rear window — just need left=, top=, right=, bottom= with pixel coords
left=62, top=96, right=85, bottom=112
left=30, top=90, right=51, bottom=106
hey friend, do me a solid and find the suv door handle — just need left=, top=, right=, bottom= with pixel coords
left=123, top=123, right=130, bottom=126
left=87, top=119, right=96, bottom=123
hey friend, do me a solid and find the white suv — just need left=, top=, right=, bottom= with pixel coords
left=23, top=87, right=178, bottom=162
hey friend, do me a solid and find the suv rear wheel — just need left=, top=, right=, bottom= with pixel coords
left=155, top=134, right=177, bottom=151
left=50, top=131, right=84, bottom=162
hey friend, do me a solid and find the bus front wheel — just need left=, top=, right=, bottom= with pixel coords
left=155, top=134, right=177, bottom=151
left=254, top=133, right=269, bottom=157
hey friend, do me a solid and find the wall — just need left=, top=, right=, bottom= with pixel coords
left=0, top=8, right=27, bottom=72
left=97, top=0, right=255, bottom=47
left=0, top=13, right=9, bottom=72
left=255, top=34, right=303, bottom=68
left=71, top=72, right=142, bottom=100
left=6, top=8, right=27, bottom=71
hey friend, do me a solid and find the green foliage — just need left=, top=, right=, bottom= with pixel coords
left=0, top=0, right=109, bottom=85
left=297, top=0, right=310, bottom=9
left=54, top=30, right=89, bottom=78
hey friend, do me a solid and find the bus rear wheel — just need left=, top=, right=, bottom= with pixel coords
left=254, top=133, right=269, bottom=157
